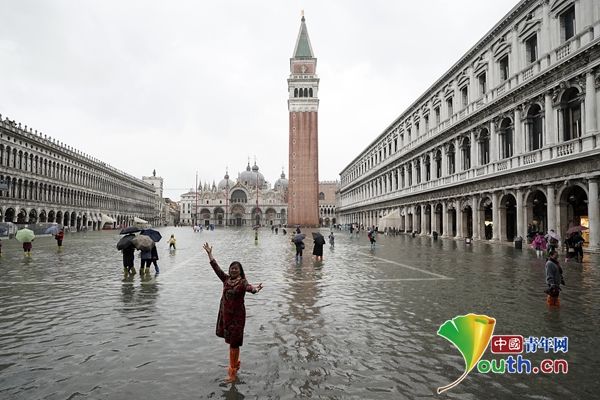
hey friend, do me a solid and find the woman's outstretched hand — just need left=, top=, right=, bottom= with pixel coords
left=203, top=242, right=214, bottom=261
left=255, top=283, right=264, bottom=293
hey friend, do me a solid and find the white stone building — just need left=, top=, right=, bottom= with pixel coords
left=339, top=0, right=600, bottom=250
left=179, top=162, right=288, bottom=227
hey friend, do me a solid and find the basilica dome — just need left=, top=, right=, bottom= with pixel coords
left=238, top=162, right=266, bottom=189
left=274, top=170, right=288, bottom=191
left=218, top=171, right=235, bottom=190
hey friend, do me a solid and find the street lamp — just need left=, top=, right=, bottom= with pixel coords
left=194, top=171, right=198, bottom=227
left=256, top=167, right=259, bottom=227
left=225, top=168, right=229, bottom=227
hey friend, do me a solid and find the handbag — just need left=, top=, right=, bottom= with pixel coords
left=300, top=243, right=305, bottom=249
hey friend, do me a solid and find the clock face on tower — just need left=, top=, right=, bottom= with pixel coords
left=294, top=63, right=313, bottom=74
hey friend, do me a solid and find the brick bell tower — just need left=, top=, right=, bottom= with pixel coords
left=288, top=13, right=319, bottom=227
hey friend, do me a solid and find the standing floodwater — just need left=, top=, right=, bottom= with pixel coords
left=0, top=228, right=598, bottom=399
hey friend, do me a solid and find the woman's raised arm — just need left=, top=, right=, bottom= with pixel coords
left=203, top=242, right=227, bottom=282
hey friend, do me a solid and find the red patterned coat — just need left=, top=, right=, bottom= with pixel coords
left=210, top=259, right=257, bottom=347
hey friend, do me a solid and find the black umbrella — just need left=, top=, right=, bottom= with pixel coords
left=312, top=232, right=326, bottom=245
left=293, top=233, right=306, bottom=243
left=117, top=234, right=136, bottom=250
left=141, top=229, right=162, bottom=242
left=120, top=226, right=142, bottom=235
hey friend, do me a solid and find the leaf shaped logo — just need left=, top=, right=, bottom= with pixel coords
left=437, top=313, right=496, bottom=394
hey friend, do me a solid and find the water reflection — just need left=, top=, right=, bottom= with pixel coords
left=221, top=384, right=245, bottom=399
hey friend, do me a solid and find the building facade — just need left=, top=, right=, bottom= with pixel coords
left=142, top=170, right=166, bottom=226
left=0, top=114, right=156, bottom=230
left=339, top=0, right=600, bottom=250
left=179, top=163, right=288, bottom=227
left=288, top=14, right=320, bottom=227
left=319, top=181, right=339, bottom=227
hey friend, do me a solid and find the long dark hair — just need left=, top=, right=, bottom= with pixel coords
left=229, top=261, right=245, bottom=279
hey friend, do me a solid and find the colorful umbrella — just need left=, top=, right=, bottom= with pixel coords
left=567, top=225, right=588, bottom=234
left=547, top=230, right=560, bottom=241
left=15, top=228, right=35, bottom=243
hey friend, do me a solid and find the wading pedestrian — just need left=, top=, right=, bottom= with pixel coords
left=203, top=242, right=263, bottom=383
left=545, top=250, right=565, bottom=307
left=55, top=229, right=64, bottom=249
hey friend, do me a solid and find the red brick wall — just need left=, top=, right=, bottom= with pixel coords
left=288, top=111, right=319, bottom=226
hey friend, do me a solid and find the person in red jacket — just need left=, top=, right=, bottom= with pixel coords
left=202, top=242, right=263, bottom=383
left=55, top=229, right=65, bottom=249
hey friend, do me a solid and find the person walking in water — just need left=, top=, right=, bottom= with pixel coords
left=168, top=234, right=176, bottom=250
left=545, top=250, right=565, bottom=307
left=121, top=234, right=136, bottom=275
left=312, top=233, right=325, bottom=262
left=150, top=244, right=160, bottom=274
left=531, top=232, right=547, bottom=257
left=367, top=229, right=376, bottom=249
left=292, top=235, right=304, bottom=263
left=55, top=229, right=65, bottom=249
left=328, top=232, right=335, bottom=248
left=22, top=240, right=33, bottom=257
left=202, top=242, right=263, bottom=383
left=139, top=247, right=152, bottom=275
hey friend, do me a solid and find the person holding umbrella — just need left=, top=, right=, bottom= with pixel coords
left=16, top=228, right=35, bottom=257
left=55, top=229, right=65, bottom=249
left=292, top=231, right=305, bottom=263
left=141, top=229, right=162, bottom=274
left=202, top=242, right=263, bottom=383
left=139, top=247, right=153, bottom=275
left=117, top=233, right=137, bottom=275
left=367, top=228, right=376, bottom=249
left=565, top=229, right=585, bottom=263
left=312, top=232, right=326, bottom=261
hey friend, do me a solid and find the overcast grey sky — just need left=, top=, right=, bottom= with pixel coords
left=0, top=0, right=518, bottom=200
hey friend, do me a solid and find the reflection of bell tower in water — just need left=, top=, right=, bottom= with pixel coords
left=288, top=13, right=319, bottom=227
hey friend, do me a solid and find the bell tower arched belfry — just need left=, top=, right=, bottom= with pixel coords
left=288, top=14, right=319, bottom=227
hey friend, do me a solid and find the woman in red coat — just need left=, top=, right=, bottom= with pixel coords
left=203, top=242, right=263, bottom=382
left=55, top=230, right=65, bottom=249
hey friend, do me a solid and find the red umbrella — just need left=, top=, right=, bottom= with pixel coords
left=566, top=225, right=588, bottom=234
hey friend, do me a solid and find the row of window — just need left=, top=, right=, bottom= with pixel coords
left=0, top=144, right=152, bottom=198
left=346, top=86, right=582, bottom=185
left=293, top=87, right=314, bottom=98
left=0, top=176, right=153, bottom=214
left=343, top=87, right=584, bottom=202
left=344, top=4, right=581, bottom=185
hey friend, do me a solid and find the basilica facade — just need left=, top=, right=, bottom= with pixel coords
left=179, top=162, right=288, bottom=227
left=339, top=0, right=600, bottom=250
